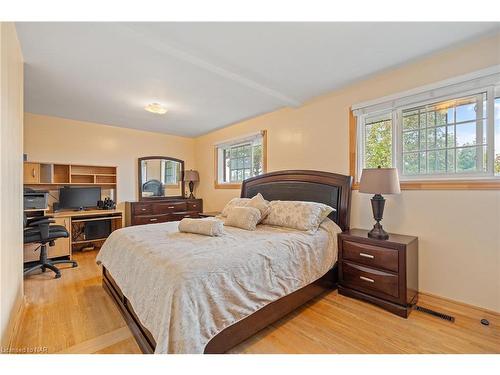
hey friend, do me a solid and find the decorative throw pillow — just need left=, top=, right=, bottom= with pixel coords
left=262, top=201, right=335, bottom=232
left=221, top=197, right=250, bottom=217
left=246, top=193, right=271, bottom=223
left=225, top=206, right=261, bottom=231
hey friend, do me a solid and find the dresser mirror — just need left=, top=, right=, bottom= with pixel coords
left=138, top=156, right=184, bottom=200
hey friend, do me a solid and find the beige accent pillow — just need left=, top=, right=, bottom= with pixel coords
left=246, top=193, right=271, bottom=223
left=262, top=201, right=335, bottom=232
left=225, top=206, right=261, bottom=231
left=221, top=197, right=250, bottom=217
left=178, top=218, right=224, bottom=236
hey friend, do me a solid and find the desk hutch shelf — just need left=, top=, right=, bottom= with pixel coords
left=24, top=161, right=117, bottom=188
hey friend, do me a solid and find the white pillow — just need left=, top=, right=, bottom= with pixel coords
left=225, top=206, right=261, bottom=231
left=262, top=201, right=335, bottom=232
left=246, top=193, right=271, bottom=223
left=221, top=197, right=250, bottom=217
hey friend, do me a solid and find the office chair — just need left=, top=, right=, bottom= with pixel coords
left=142, top=179, right=163, bottom=196
left=23, top=214, right=78, bottom=279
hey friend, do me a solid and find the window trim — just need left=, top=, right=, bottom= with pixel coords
left=214, top=130, right=267, bottom=189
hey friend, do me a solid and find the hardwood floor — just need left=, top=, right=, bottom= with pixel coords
left=10, top=250, right=499, bottom=354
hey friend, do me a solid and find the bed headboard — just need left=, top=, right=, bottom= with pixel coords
left=241, top=170, right=353, bottom=231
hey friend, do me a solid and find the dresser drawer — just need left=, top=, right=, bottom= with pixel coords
left=133, top=203, right=153, bottom=215
left=170, top=211, right=200, bottom=220
left=152, top=201, right=187, bottom=214
left=342, top=240, right=399, bottom=273
left=133, top=214, right=169, bottom=225
left=341, top=261, right=399, bottom=299
left=187, top=201, right=202, bottom=212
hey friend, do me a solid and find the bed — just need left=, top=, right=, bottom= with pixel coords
left=99, top=170, right=352, bottom=353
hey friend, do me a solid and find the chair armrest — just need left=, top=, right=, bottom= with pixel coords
left=27, top=218, right=55, bottom=227
left=26, top=215, right=54, bottom=227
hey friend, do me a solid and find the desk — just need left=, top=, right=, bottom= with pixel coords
left=23, top=209, right=123, bottom=263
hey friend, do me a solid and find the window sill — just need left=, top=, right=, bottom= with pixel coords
left=214, top=182, right=242, bottom=189
left=352, top=179, right=500, bottom=191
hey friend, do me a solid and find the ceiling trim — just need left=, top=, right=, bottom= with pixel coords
left=116, top=24, right=302, bottom=108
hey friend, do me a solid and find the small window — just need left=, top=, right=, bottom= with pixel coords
left=215, top=130, right=267, bottom=187
left=361, top=112, right=393, bottom=169
left=165, top=161, right=178, bottom=185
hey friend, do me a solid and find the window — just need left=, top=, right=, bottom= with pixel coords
left=160, top=160, right=179, bottom=185
left=353, top=67, right=500, bottom=187
left=165, top=161, right=177, bottom=185
left=362, top=112, right=393, bottom=169
left=215, top=130, right=267, bottom=188
left=400, top=93, right=487, bottom=176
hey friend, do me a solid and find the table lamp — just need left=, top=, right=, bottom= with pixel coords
left=359, top=166, right=401, bottom=240
left=184, top=170, right=199, bottom=199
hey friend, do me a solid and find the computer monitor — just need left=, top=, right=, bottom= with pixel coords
left=59, top=187, right=101, bottom=210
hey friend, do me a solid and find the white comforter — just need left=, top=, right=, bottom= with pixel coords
left=96, top=218, right=341, bottom=353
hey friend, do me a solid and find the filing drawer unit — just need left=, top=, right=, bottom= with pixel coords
left=125, top=199, right=203, bottom=226
left=338, top=229, right=418, bottom=318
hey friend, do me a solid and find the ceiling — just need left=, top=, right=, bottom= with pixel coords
left=16, top=22, right=499, bottom=137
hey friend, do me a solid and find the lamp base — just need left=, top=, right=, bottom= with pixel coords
left=368, top=221, right=389, bottom=240
left=188, top=181, right=195, bottom=199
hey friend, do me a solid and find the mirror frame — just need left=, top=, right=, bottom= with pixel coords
left=138, top=156, right=185, bottom=201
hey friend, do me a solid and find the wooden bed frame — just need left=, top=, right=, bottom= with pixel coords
left=102, top=170, right=353, bottom=353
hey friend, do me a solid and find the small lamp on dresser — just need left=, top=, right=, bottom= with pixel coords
left=359, top=166, right=401, bottom=240
left=184, top=170, right=199, bottom=199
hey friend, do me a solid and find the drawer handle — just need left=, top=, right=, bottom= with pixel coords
left=184, top=215, right=190, bottom=218
left=168, top=206, right=175, bottom=209
left=360, top=276, right=374, bottom=283
left=149, top=218, right=158, bottom=222
left=359, top=252, right=374, bottom=259
left=192, top=205, right=197, bottom=207
left=141, top=208, right=146, bottom=211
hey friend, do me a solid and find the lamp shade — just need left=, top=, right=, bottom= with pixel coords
left=359, top=167, right=401, bottom=195
left=183, top=169, right=199, bottom=182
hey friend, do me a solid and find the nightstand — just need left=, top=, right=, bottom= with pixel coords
left=338, top=229, right=418, bottom=318
left=199, top=212, right=221, bottom=218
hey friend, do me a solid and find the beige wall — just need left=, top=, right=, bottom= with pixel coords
left=0, top=23, right=24, bottom=346
left=194, top=33, right=500, bottom=312
left=24, top=113, right=197, bottom=207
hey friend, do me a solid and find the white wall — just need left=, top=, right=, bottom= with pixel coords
left=0, top=22, right=24, bottom=347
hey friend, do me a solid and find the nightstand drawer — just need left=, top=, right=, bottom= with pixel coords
left=343, top=240, right=399, bottom=272
left=341, top=261, right=399, bottom=299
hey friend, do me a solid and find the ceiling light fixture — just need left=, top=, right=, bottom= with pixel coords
left=144, top=103, right=168, bottom=114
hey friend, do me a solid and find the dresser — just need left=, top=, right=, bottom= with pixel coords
left=338, top=229, right=418, bottom=318
left=125, top=199, right=203, bottom=226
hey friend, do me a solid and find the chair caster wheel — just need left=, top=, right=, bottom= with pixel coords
left=55, top=273, right=61, bottom=279
left=72, top=263, right=78, bottom=268
left=41, top=267, right=46, bottom=273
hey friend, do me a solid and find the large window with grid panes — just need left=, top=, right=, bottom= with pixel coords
left=356, top=76, right=500, bottom=182
left=215, top=131, right=267, bottom=187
